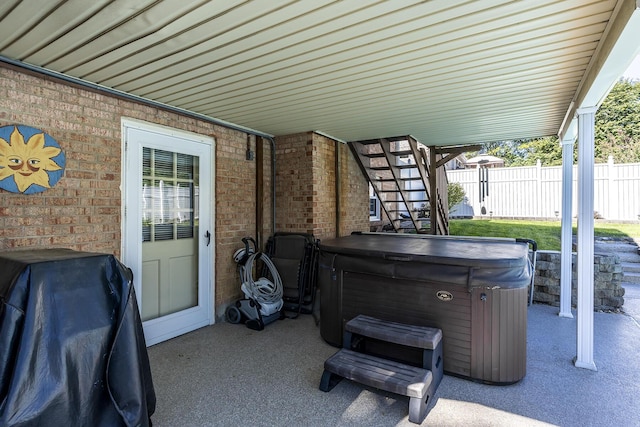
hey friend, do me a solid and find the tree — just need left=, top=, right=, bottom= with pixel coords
left=465, top=79, right=640, bottom=166
left=448, top=182, right=465, bottom=210
left=517, top=137, right=564, bottom=166
left=467, top=137, right=564, bottom=167
left=594, top=78, right=640, bottom=163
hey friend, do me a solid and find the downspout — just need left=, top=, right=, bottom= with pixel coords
left=335, top=140, right=341, bottom=238
left=265, top=136, right=277, bottom=237
left=1, top=55, right=278, bottom=241
left=255, top=136, right=263, bottom=249
left=255, top=136, right=278, bottom=247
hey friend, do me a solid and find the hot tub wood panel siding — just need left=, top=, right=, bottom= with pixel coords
left=470, top=287, right=527, bottom=383
left=340, top=272, right=472, bottom=378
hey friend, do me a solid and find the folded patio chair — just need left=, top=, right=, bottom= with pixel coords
left=264, top=232, right=319, bottom=319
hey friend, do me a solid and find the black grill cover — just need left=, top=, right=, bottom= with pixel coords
left=0, top=249, right=155, bottom=427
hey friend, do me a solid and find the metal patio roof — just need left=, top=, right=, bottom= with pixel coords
left=1, top=0, right=639, bottom=146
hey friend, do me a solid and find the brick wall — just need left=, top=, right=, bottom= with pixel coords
left=274, top=132, right=369, bottom=241
left=274, top=132, right=314, bottom=234
left=0, top=65, right=263, bottom=315
left=0, top=68, right=125, bottom=254
left=338, top=141, right=369, bottom=236
left=312, top=133, right=337, bottom=240
left=0, top=66, right=366, bottom=322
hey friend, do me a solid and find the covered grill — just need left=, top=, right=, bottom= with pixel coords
left=0, top=249, right=155, bottom=426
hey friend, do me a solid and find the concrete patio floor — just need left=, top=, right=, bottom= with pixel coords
left=147, top=301, right=640, bottom=426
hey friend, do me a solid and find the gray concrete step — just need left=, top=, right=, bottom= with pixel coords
left=622, top=262, right=640, bottom=274
left=616, top=252, right=640, bottom=263
left=593, top=240, right=640, bottom=262
left=594, top=242, right=639, bottom=254
left=623, top=271, right=640, bottom=284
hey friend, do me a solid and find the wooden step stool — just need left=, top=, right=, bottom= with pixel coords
left=319, top=315, right=443, bottom=424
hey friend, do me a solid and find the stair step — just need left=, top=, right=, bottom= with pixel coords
left=352, top=140, right=382, bottom=146
left=622, top=262, right=640, bottom=274
left=345, top=315, right=442, bottom=350
left=320, top=349, right=434, bottom=424
left=617, top=253, right=640, bottom=263
left=391, top=149, right=413, bottom=156
left=344, top=314, right=443, bottom=380
left=323, top=349, right=432, bottom=398
left=623, top=271, right=640, bottom=284
left=367, top=164, right=422, bottom=170
left=372, top=177, right=423, bottom=182
left=594, top=242, right=639, bottom=253
left=377, top=189, right=427, bottom=193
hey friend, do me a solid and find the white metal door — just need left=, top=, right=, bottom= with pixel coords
left=122, top=120, right=214, bottom=346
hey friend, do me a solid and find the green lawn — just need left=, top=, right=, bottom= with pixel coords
left=448, top=219, right=640, bottom=251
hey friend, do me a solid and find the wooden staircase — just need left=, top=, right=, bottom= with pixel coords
left=349, top=136, right=453, bottom=234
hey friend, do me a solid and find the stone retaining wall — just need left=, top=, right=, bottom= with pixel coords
left=533, top=250, right=625, bottom=310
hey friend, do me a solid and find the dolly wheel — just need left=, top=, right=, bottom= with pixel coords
left=225, top=305, right=242, bottom=324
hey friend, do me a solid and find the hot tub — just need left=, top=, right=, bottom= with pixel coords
left=318, top=232, right=532, bottom=384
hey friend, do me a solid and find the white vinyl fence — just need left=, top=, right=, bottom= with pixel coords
left=447, top=158, right=640, bottom=221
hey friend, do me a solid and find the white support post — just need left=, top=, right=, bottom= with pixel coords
left=574, top=106, right=597, bottom=371
left=535, top=159, right=542, bottom=218
left=559, top=124, right=576, bottom=319
left=607, top=155, right=616, bottom=219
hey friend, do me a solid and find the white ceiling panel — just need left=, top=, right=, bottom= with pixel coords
left=1, top=0, right=637, bottom=146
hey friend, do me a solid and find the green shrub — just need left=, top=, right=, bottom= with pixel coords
left=448, top=182, right=465, bottom=210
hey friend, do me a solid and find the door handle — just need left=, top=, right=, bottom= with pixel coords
left=205, top=230, right=211, bottom=246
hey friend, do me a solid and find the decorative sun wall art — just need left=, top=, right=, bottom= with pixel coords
left=0, top=125, right=66, bottom=194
